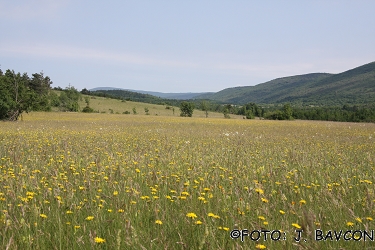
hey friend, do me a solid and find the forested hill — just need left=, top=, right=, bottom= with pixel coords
left=195, top=61, right=375, bottom=105
left=90, top=89, right=167, bottom=104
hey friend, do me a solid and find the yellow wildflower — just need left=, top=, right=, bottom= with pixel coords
left=256, top=244, right=267, bottom=249
left=94, top=237, right=105, bottom=244
left=292, top=223, right=301, bottom=229
left=186, top=213, right=197, bottom=219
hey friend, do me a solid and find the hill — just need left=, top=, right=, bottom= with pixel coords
left=195, top=61, right=375, bottom=105
left=90, top=87, right=212, bottom=100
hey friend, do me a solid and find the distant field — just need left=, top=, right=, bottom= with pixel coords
left=76, top=94, right=244, bottom=119
left=1, top=113, right=375, bottom=249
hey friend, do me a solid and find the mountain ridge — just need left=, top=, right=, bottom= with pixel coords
left=195, top=61, right=375, bottom=105
left=90, top=61, right=375, bottom=106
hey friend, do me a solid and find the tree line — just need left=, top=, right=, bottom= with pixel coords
left=0, top=68, right=83, bottom=121
left=0, top=69, right=52, bottom=120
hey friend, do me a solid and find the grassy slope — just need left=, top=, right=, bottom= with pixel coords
left=196, top=61, right=375, bottom=105
left=77, top=94, right=244, bottom=119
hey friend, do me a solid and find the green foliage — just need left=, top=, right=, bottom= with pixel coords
left=180, top=102, right=194, bottom=117
left=264, top=110, right=285, bottom=120
left=132, top=107, right=137, bottom=115
left=282, top=103, right=293, bottom=120
left=200, top=101, right=209, bottom=118
left=292, top=105, right=375, bottom=122
left=144, top=107, right=149, bottom=115
left=84, top=96, right=90, bottom=106
left=58, top=87, right=81, bottom=112
left=0, top=69, right=52, bottom=121
left=28, top=72, right=53, bottom=111
left=82, top=106, right=94, bottom=113
left=263, top=103, right=375, bottom=122
left=237, top=103, right=263, bottom=119
left=245, top=109, right=254, bottom=119
left=223, top=108, right=230, bottom=119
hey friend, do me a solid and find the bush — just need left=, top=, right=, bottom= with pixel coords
left=82, top=106, right=94, bottom=113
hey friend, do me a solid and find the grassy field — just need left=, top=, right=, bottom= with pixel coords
left=77, top=94, right=244, bottom=119
left=1, top=112, right=375, bottom=249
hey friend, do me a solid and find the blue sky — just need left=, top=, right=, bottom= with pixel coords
left=1, top=1, right=374, bottom=93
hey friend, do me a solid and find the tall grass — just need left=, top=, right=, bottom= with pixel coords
left=0, top=112, right=374, bottom=249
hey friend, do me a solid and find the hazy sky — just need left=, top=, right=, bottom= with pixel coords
left=1, top=1, right=374, bottom=92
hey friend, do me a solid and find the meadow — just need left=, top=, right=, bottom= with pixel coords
left=76, top=94, right=243, bottom=119
left=1, top=112, right=375, bottom=249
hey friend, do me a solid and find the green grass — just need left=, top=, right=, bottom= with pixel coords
left=77, top=94, right=244, bottom=118
left=1, top=112, right=375, bottom=249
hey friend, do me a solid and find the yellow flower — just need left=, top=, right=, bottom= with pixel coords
left=40, top=213, right=47, bottom=218
left=118, top=209, right=124, bottom=213
left=255, top=244, right=267, bottom=249
left=261, top=198, right=269, bottom=203
left=355, top=217, right=362, bottom=223
left=155, top=220, right=163, bottom=225
left=85, top=216, right=94, bottom=221
left=258, top=216, right=265, bottom=220
left=255, top=188, right=264, bottom=194
left=94, top=237, right=105, bottom=243
left=299, top=199, right=306, bottom=205
left=186, top=213, right=197, bottom=219
left=292, top=223, right=301, bottom=229
left=195, top=220, right=203, bottom=225
left=366, top=217, right=373, bottom=221
left=208, top=213, right=220, bottom=219
left=346, top=222, right=354, bottom=227
left=279, top=210, right=285, bottom=215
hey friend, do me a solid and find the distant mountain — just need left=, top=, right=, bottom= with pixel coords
left=90, top=87, right=124, bottom=91
left=195, top=61, right=375, bottom=105
left=90, top=87, right=212, bottom=100
left=90, top=61, right=375, bottom=106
